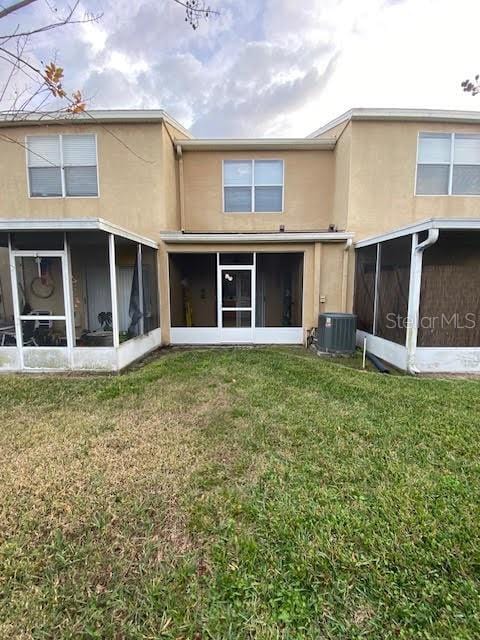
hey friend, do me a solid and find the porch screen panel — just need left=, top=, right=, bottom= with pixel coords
left=255, top=253, right=303, bottom=327
left=15, top=256, right=65, bottom=315
left=376, top=236, right=412, bottom=345
left=0, top=234, right=16, bottom=346
left=169, top=254, right=217, bottom=327
left=353, top=245, right=376, bottom=334
left=418, top=230, right=480, bottom=347
left=141, top=246, right=160, bottom=333
left=115, top=237, right=141, bottom=342
left=15, top=255, right=67, bottom=347
left=11, top=232, right=64, bottom=251
left=69, top=232, right=113, bottom=347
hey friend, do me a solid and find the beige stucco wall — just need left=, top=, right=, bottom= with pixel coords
left=5, top=115, right=480, bottom=347
left=0, top=121, right=181, bottom=239
left=348, top=120, right=480, bottom=240
left=182, top=150, right=334, bottom=232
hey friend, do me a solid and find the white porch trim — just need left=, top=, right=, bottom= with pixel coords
left=161, top=231, right=353, bottom=244
left=0, top=329, right=163, bottom=373
left=356, top=331, right=408, bottom=371
left=170, top=327, right=303, bottom=345
left=0, top=217, right=158, bottom=248
left=356, top=217, right=480, bottom=248
left=415, top=348, right=480, bottom=373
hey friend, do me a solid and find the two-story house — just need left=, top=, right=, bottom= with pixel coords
left=0, top=108, right=479, bottom=373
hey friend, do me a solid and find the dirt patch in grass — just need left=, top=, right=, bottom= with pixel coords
left=0, top=368, right=233, bottom=638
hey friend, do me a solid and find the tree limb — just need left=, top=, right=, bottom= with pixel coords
left=0, top=0, right=39, bottom=21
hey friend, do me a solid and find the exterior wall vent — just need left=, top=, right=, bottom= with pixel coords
left=317, top=312, right=357, bottom=354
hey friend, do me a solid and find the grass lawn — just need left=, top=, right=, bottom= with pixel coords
left=1, top=347, right=480, bottom=639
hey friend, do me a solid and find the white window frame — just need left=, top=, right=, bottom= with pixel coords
left=222, top=159, right=284, bottom=213
left=25, top=133, right=99, bottom=199
left=415, top=132, right=480, bottom=197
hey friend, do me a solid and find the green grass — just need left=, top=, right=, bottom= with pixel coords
left=1, top=347, right=479, bottom=639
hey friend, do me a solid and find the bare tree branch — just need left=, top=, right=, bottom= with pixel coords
left=0, top=129, right=59, bottom=165
left=0, top=0, right=39, bottom=21
left=0, top=0, right=219, bottom=166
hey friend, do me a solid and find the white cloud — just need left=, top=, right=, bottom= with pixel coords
left=1, top=0, right=480, bottom=135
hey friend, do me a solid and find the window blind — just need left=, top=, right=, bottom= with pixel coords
left=27, top=134, right=98, bottom=197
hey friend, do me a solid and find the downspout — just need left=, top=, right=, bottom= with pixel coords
left=406, top=228, right=439, bottom=374
left=341, top=238, right=353, bottom=312
left=176, top=144, right=186, bottom=232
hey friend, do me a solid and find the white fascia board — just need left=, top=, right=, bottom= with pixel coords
left=307, top=110, right=354, bottom=138
left=308, top=108, right=480, bottom=139
left=0, top=110, right=193, bottom=139
left=355, top=217, right=480, bottom=248
left=0, top=217, right=158, bottom=247
left=177, top=139, right=336, bottom=151
left=160, top=232, right=354, bottom=244
left=351, top=108, right=480, bottom=124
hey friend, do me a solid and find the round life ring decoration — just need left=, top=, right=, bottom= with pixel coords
left=30, top=275, right=55, bottom=299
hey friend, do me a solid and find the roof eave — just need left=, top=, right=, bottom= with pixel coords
left=308, top=108, right=480, bottom=139
left=0, top=110, right=193, bottom=139
left=176, top=138, right=336, bottom=151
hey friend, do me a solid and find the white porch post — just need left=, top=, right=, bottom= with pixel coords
left=406, top=229, right=439, bottom=373
left=109, top=233, right=120, bottom=348
left=137, top=243, right=144, bottom=335
left=62, top=232, right=75, bottom=365
left=216, top=252, right=221, bottom=329
left=251, top=252, right=256, bottom=329
left=372, top=243, right=381, bottom=335
left=8, top=234, right=23, bottom=369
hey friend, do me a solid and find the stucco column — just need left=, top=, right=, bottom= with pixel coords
left=341, top=239, right=353, bottom=312
left=158, top=241, right=171, bottom=345
left=313, top=242, right=322, bottom=323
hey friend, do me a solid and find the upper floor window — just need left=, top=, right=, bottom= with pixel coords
left=26, top=134, right=98, bottom=198
left=223, top=160, right=283, bottom=212
left=416, top=132, right=480, bottom=195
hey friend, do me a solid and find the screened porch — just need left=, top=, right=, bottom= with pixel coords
left=354, top=219, right=480, bottom=373
left=0, top=219, right=160, bottom=371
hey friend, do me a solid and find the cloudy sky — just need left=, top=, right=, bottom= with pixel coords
left=2, top=0, right=480, bottom=136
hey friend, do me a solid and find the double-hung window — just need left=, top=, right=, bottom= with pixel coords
left=223, top=160, right=283, bottom=212
left=27, top=134, right=98, bottom=197
left=416, top=132, right=480, bottom=195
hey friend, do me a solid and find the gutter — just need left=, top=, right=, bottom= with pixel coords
left=406, top=228, right=439, bottom=374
